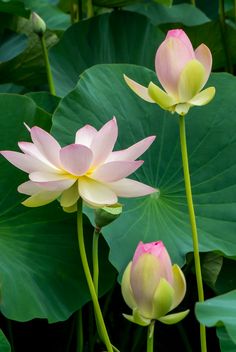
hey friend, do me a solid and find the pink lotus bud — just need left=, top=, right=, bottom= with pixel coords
left=121, top=241, right=189, bottom=326
left=124, top=29, right=215, bottom=116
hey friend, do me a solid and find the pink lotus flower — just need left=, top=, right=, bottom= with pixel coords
left=124, top=29, right=215, bottom=116
left=121, top=241, right=189, bottom=325
left=0, top=118, right=156, bottom=211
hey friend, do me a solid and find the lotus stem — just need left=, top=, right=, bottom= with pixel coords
left=179, top=115, right=207, bottom=352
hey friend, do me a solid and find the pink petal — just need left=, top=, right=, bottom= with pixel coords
left=75, top=125, right=97, bottom=147
left=195, top=44, right=212, bottom=87
left=91, top=160, right=143, bottom=183
left=108, top=178, right=157, bottom=197
left=1, top=151, right=49, bottom=173
left=18, top=181, right=43, bottom=195
left=30, top=126, right=61, bottom=168
left=107, top=136, right=156, bottom=162
left=78, top=177, right=117, bottom=206
left=60, top=144, right=93, bottom=176
left=155, top=36, right=194, bottom=97
left=18, top=142, right=59, bottom=170
left=166, top=29, right=194, bottom=54
left=90, top=117, right=118, bottom=167
left=18, top=142, right=59, bottom=172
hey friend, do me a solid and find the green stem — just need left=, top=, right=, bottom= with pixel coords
left=219, top=0, right=233, bottom=73
left=92, top=228, right=100, bottom=294
left=179, top=116, right=207, bottom=352
left=87, top=0, right=94, bottom=18
left=190, top=0, right=196, bottom=6
left=77, top=199, right=113, bottom=352
left=40, top=35, right=56, bottom=95
left=76, top=309, right=83, bottom=352
left=70, top=0, right=79, bottom=23
left=146, top=321, right=155, bottom=352
left=234, top=0, right=236, bottom=22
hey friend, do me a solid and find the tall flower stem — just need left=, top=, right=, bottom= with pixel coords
left=77, top=199, right=113, bottom=352
left=179, top=115, right=207, bottom=352
left=92, top=227, right=120, bottom=352
left=87, top=0, right=94, bottom=18
left=40, top=35, right=56, bottom=96
left=92, top=227, right=100, bottom=294
left=146, top=321, right=155, bottom=352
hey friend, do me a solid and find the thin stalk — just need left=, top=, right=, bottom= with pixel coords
left=234, top=0, right=236, bottom=22
left=40, top=35, right=56, bottom=95
left=87, top=0, right=94, bottom=18
left=70, top=0, right=79, bottom=23
left=179, top=116, right=207, bottom=352
left=92, top=228, right=120, bottom=352
left=77, top=199, right=113, bottom=352
left=92, top=228, right=100, bottom=294
left=76, top=309, right=83, bottom=352
left=190, top=0, right=196, bottom=6
left=218, top=0, right=233, bottom=73
left=146, top=321, right=155, bottom=352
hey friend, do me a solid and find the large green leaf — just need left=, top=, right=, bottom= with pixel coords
left=0, top=330, right=11, bottom=352
left=217, top=327, right=236, bottom=352
left=52, top=64, right=236, bottom=275
left=0, top=30, right=27, bottom=62
left=0, top=94, right=115, bottom=322
left=196, top=290, right=236, bottom=344
left=125, top=3, right=210, bottom=26
left=0, top=0, right=29, bottom=17
left=49, top=11, right=164, bottom=96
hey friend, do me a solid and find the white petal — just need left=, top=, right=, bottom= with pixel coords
left=18, top=181, right=43, bottom=195
left=108, top=178, right=157, bottom=197
left=60, top=182, right=79, bottom=207
left=106, top=136, right=156, bottom=162
left=78, top=177, right=117, bottom=206
left=35, top=179, right=76, bottom=191
left=124, top=75, right=155, bottom=103
left=75, top=125, right=97, bottom=147
left=90, top=117, right=118, bottom=167
left=22, top=191, right=61, bottom=207
left=60, top=144, right=93, bottom=176
left=91, top=160, right=143, bottom=182
left=30, top=126, right=61, bottom=168
left=29, top=171, right=73, bottom=182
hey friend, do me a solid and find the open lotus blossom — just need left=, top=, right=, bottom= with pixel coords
left=121, top=241, right=189, bottom=326
left=124, top=29, right=215, bottom=116
left=0, top=118, right=156, bottom=211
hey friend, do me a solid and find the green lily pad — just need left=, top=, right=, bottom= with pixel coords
left=49, top=11, right=164, bottom=96
left=0, top=330, right=11, bottom=352
left=26, top=91, right=60, bottom=114
left=0, top=94, right=115, bottom=322
left=0, top=0, right=30, bottom=17
left=52, top=64, right=236, bottom=275
left=0, top=30, right=27, bottom=63
left=125, top=3, right=210, bottom=26
left=217, top=327, right=236, bottom=352
left=195, top=290, right=236, bottom=344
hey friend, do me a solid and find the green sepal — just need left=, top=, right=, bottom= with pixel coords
left=94, top=203, right=122, bottom=229
left=158, top=309, right=190, bottom=325
left=123, top=308, right=151, bottom=326
left=152, top=278, right=174, bottom=319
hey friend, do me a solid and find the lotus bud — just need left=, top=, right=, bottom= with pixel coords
left=121, top=241, right=189, bottom=326
left=31, top=12, right=46, bottom=36
left=94, top=203, right=122, bottom=230
left=124, top=29, right=215, bottom=116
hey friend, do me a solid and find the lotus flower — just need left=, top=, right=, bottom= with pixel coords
left=121, top=241, right=189, bottom=326
left=124, top=29, right=215, bottom=116
left=0, top=118, right=156, bottom=211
